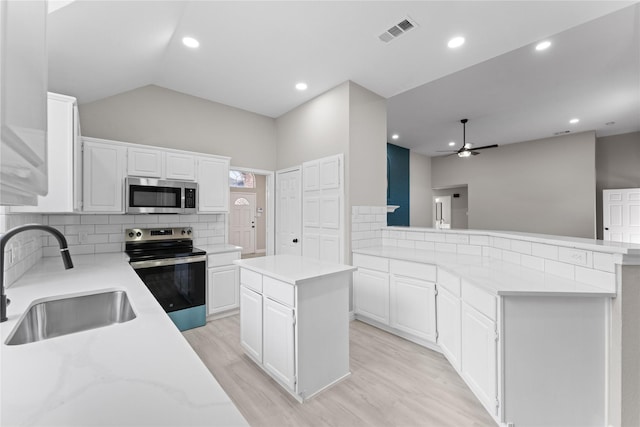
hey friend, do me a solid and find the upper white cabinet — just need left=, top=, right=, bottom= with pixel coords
left=12, top=93, right=81, bottom=213
left=166, top=152, right=195, bottom=181
left=0, top=0, right=48, bottom=205
left=197, top=156, right=230, bottom=212
left=127, top=147, right=163, bottom=178
left=82, top=138, right=126, bottom=212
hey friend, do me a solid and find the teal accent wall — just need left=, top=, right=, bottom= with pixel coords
left=387, top=143, right=410, bottom=226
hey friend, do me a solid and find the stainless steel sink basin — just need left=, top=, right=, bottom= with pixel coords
left=6, top=290, right=136, bottom=345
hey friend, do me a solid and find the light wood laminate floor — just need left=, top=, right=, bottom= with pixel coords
left=183, top=316, right=495, bottom=427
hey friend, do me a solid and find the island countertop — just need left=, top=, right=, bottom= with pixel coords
left=234, top=254, right=357, bottom=285
left=0, top=253, right=248, bottom=427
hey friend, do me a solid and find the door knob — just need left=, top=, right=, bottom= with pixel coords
left=605, top=227, right=609, bottom=230
left=293, top=238, right=298, bottom=243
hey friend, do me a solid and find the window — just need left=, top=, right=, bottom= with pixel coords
left=229, top=170, right=256, bottom=188
left=234, top=197, right=250, bottom=206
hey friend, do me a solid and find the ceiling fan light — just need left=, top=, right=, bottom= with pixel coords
left=458, top=150, right=471, bottom=158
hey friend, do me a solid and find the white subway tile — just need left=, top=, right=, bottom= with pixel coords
left=389, top=230, right=406, bottom=240
left=482, top=246, right=492, bottom=257
left=109, top=234, right=124, bottom=243
left=69, top=244, right=95, bottom=255
left=197, top=214, right=218, bottom=222
left=488, top=247, right=502, bottom=260
left=521, top=254, right=545, bottom=272
left=544, top=260, right=575, bottom=280
left=359, top=206, right=372, bottom=214
left=424, top=233, right=446, bottom=242
left=65, top=224, right=95, bottom=235
left=382, top=238, right=397, bottom=247
left=47, top=215, right=81, bottom=225
left=491, top=237, right=511, bottom=250
left=375, top=214, right=387, bottom=222
left=435, top=242, right=457, bottom=253
left=81, top=215, right=109, bottom=225
left=407, top=232, right=425, bottom=241
left=470, top=235, right=490, bottom=246
left=558, top=247, right=592, bottom=268
left=531, top=243, right=559, bottom=260
left=95, top=243, right=122, bottom=253
left=446, top=234, right=469, bottom=244
left=397, top=240, right=416, bottom=249
left=87, top=234, right=109, bottom=244
left=575, top=266, right=615, bottom=290
left=502, top=250, right=521, bottom=265
left=511, top=240, right=532, bottom=255
left=457, top=245, right=482, bottom=256
left=135, top=215, right=159, bottom=224
left=415, top=241, right=435, bottom=251
left=95, top=224, right=122, bottom=234
left=109, top=215, right=132, bottom=224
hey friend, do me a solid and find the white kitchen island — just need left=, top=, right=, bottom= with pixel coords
left=234, top=254, right=356, bottom=402
left=0, top=254, right=248, bottom=427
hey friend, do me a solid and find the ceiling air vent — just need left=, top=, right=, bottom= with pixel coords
left=553, top=130, right=571, bottom=136
left=379, top=17, right=417, bottom=43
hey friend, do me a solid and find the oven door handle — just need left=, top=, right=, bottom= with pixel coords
left=130, top=255, right=206, bottom=269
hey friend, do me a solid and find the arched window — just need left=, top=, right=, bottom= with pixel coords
left=229, top=170, right=256, bottom=188
left=234, top=197, right=250, bottom=206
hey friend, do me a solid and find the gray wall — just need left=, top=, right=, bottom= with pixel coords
left=596, top=131, right=640, bottom=239
left=431, top=131, right=597, bottom=238
left=79, top=85, right=278, bottom=171
left=409, top=152, right=432, bottom=227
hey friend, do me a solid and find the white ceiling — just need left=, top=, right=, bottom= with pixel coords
left=47, top=1, right=640, bottom=156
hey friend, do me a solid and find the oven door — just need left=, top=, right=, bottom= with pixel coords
left=125, top=177, right=184, bottom=214
left=130, top=255, right=206, bottom=313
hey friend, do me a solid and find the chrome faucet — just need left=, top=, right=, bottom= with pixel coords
left=1, top=224, right=74, bottom=322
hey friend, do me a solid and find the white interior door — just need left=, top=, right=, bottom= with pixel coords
left=230, top=192, right=256, bottom=255
left=276, top=168, right=301, bottom=255
left=603, top=188, right=640, bottom=243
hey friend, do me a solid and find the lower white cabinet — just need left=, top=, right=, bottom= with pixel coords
left=436, top=286, right=461, bottom=371
left=207, top=251, right=241, bottom=316
left=461, top=301, right=498, bottom=417
left=240, top=285, right=262, bottom=362
left=390, top=275, right=436, bottom=342
left=353, top=268, right=389, bottom=324
left=263, top=297, right=296, bottom=390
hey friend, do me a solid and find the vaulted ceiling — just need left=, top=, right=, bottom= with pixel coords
left=47, top=1, right=639, bottom=156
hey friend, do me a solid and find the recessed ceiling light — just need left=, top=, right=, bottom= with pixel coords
left=182, top=37, right=199, bottom=48
left=295, top=82, right=308, bottom=91
left=569, top=118, right=580, bottom=124
left=448, top=36, right=465, bottom=49
left=392, top=134, right=399, bottom=140
left=535, top=40, right=551, bottom=51
left=448, top=141, right=456, bottom=146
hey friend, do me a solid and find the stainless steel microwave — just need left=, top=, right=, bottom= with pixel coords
left=125, top=177, right=197, bottom=214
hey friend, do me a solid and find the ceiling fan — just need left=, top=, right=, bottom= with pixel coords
left=440, top=119, right=498, bottom=157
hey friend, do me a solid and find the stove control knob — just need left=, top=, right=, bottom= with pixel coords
left=187, top=229, right=192, bottom=235
left=136, top=231, right=142, bottom=237
left=128, top=232, right=134, bottom=238
left=181, top=229, right=186, bottom=235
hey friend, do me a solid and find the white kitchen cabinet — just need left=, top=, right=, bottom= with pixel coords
left=166, top=152, right=195, bottom=180
left=461, top=300, right=498, bottom=418
left=390, top=275, right=436, bottom=342
left=207, top=250, right=241, bottom=316
left=127, top=146, right=163, bottom=178
left=0, top=0, right=48, bottom=206
left=236, top=255, right=353, bottom=402
left=12, top=93, right=81, bottom=213
left=354, top=268, right=389, bottom=324
left=436, top=286, right=461, bottom=371
left=240, top=285, right=263, bottom=363
left=82, top=138, right=126, bottom=212
left=263, top=297, right=296, bottom=390
left=197, top=156, right=230, bottom=212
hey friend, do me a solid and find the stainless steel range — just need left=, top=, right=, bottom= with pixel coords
left=125, top=227, right=206, bottom=331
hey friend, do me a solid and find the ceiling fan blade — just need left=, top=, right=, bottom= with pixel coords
left=470, top=151, right=480, bottom=155
left=437, top=150, right=458, bottom=152
left=471, top=144, right=498, bottom=151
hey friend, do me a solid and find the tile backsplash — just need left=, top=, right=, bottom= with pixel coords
left=2, top=210, right=226, bottom=288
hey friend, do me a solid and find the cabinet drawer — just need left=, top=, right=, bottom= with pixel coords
left=461, top=280, right=496, bottom=320
left=390, top=259, right=436, bottom=281
left=208, top=251, right=240, bottom=267
left=353, top=253, right=389, bottom=273
left=437, top=267, right=461, bottom=297
left=240, top=268, right=262, bottom=293
left=263, top=276, right=295, bottom=307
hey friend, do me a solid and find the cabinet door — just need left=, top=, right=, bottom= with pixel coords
left=263, top=297, right=296, bottom=391
left=461, top=302, right=498, bottom=416
left=390, top=275, right=436, bottom=342
left=166, top=152, right=195, bottom=180
left=353, top=268, right=389, bottom=324
left=197, top=156, right=229, bottom=212
left=127, top=146, right=163, bottom=178
left=437, top=286, right=461, bottom=371
left=240, top=285, right=263, bottom=362
left=207, top=266, right=239, bottom=315
left=83, top=140, right=126, bottom=212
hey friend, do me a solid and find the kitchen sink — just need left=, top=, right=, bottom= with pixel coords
left=6, top=290, right=136, bottom=345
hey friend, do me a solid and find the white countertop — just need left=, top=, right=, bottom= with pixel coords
left=0, top=253, right=248, bottom=427
left=235, top=255, right=357, bottom=285
left=199, top=243, right=242, bottom=254
left=354, top=246, right=616, bottom=297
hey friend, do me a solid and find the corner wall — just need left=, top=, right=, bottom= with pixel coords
left=410, top=152, right=432, bottom=227
left=431, top=131, right=597, bottom=238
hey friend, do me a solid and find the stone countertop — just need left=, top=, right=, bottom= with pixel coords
left=198, top=243, right=243, bottom=254
left=353, top=246, right=616, bottom=297
left=0, top=253, right=248, bottom=427
left=235, top=254, right=357, bottom=285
